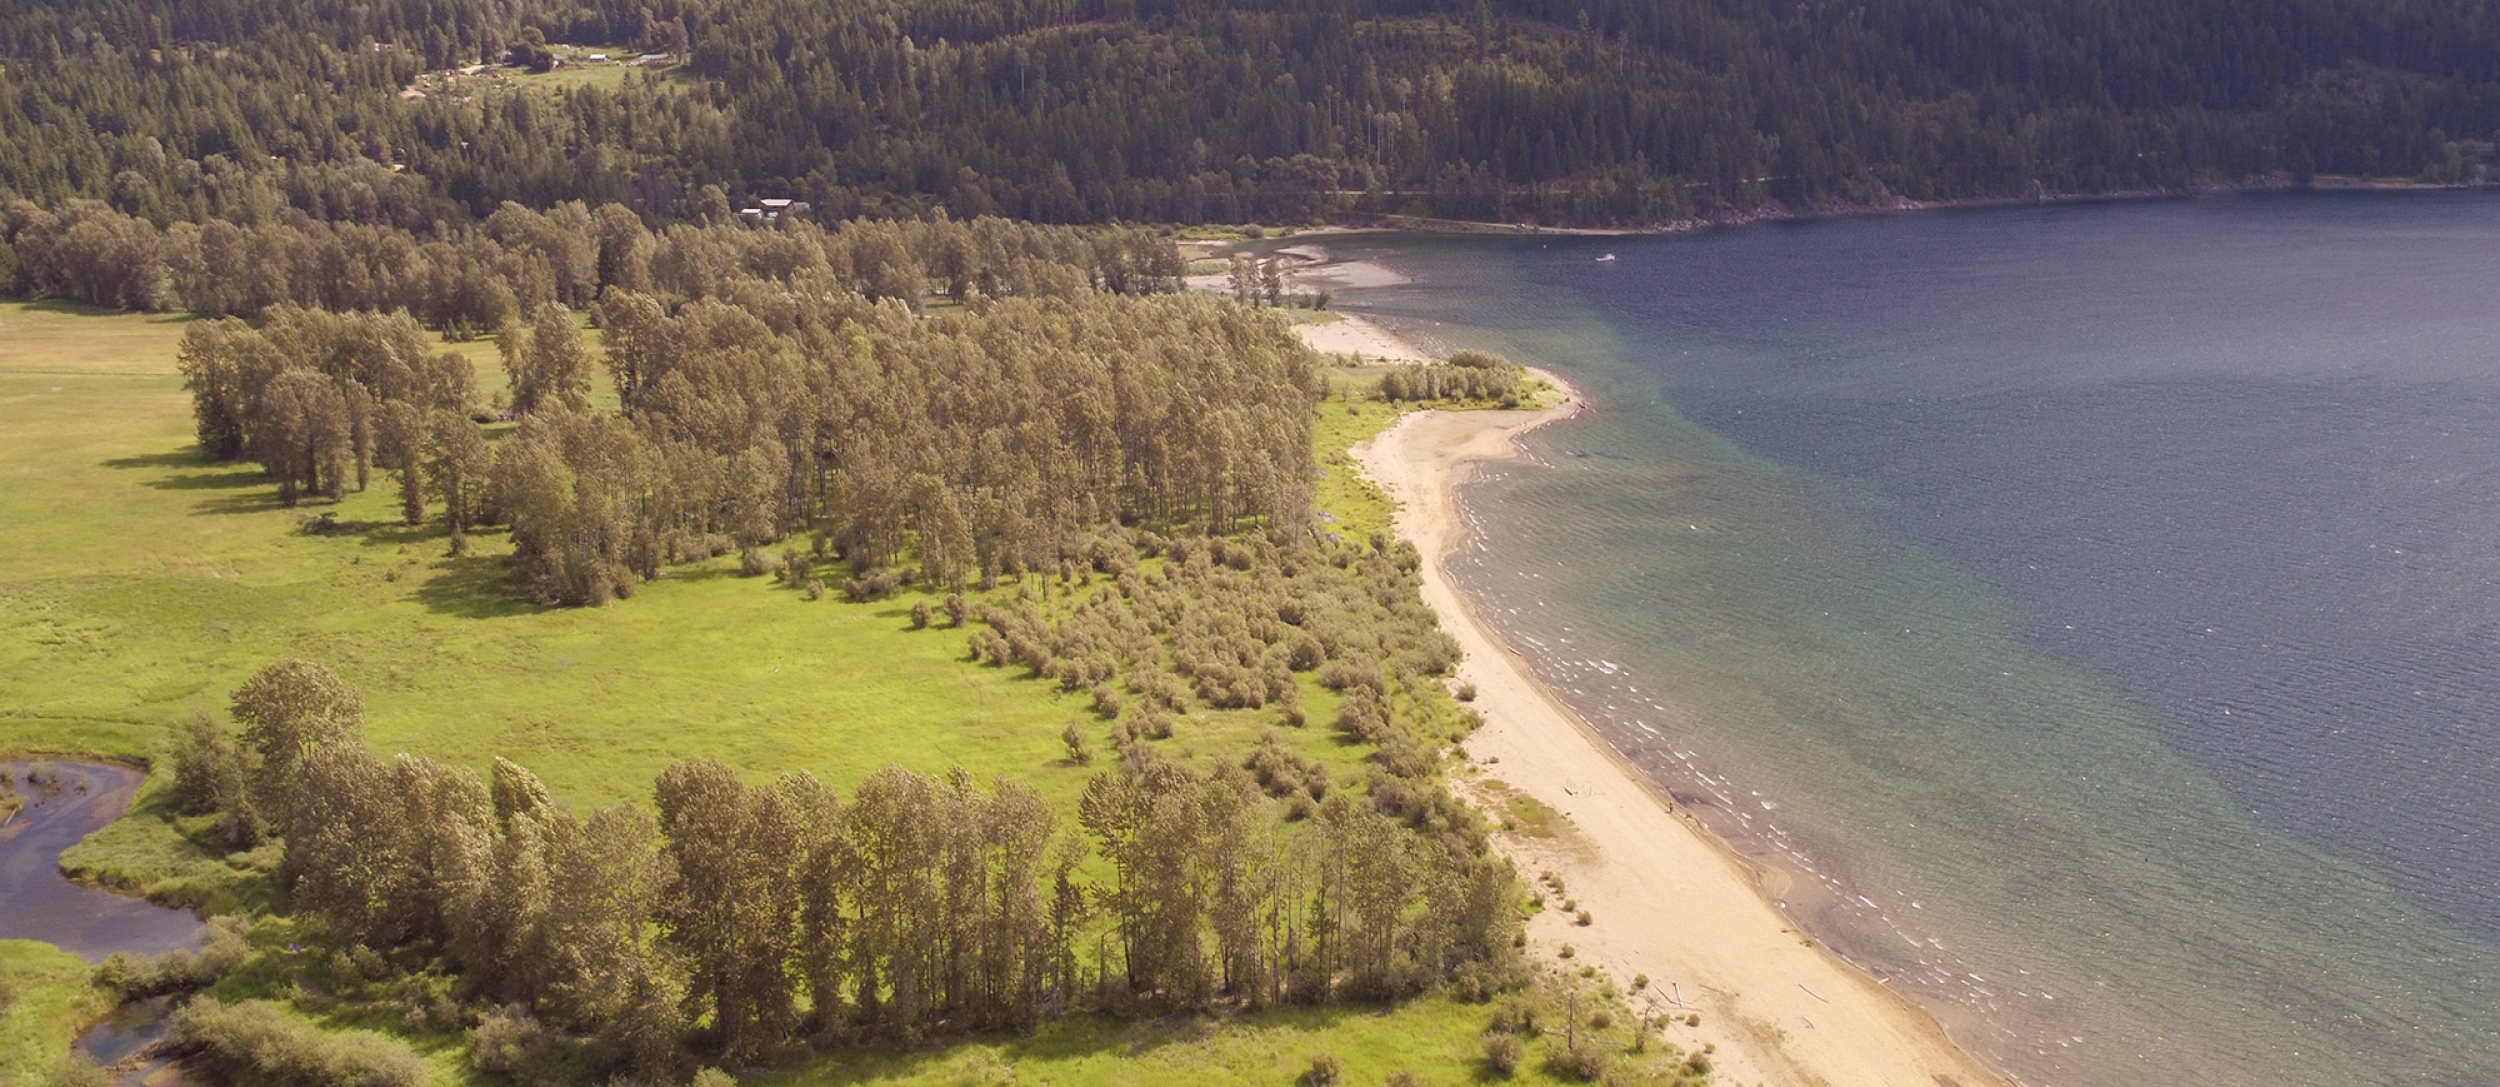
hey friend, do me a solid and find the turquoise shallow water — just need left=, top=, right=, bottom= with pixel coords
left=1317, top=194, right=2500, bottom=1087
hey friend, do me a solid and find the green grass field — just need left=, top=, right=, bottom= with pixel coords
left=0, top=940, right=110, bottom=1087
left=752, top=988, right=1672, bottom=1087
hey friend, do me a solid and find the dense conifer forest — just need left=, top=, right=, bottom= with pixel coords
left=0, top=0, right=2492, bottom=230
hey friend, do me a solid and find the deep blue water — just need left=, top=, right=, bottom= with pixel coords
left=1321, top=192, right=2500, bottom=1086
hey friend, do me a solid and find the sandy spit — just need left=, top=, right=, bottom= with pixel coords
left=1293, top=313, right=1432, bottom=363
left=1352, top=377, right=2010, bottom=1087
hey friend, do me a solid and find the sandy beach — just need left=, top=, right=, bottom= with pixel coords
left=1353, top=378, right=2009, bottom=1087
left=1293, top=313, right=1432, bottom=363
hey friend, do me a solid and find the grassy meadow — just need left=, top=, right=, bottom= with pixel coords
left=0, top=940, right=111, bottom=1087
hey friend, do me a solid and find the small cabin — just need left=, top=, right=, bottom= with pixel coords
left=739, top=198, right=813, bottom=223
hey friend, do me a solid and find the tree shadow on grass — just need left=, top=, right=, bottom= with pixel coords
left=186, top=488, right=288, bottom=516
left=662, top=565, right=745, bottom=586
left=103, top=450, right=268, bottom=493
left=414, top=551, right=539, bottom=619
left=18, top=299, right=148, bottom=319
left=340, top=519, right=445, bottom=550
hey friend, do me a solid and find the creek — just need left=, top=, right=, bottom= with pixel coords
left=1, top=760, right=207, bottom=1084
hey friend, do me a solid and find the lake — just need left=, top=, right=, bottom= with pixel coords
left=1323, top=192, right=2500, bottom=1086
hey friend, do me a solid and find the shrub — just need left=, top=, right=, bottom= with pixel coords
left=468, top=1005, right=545, bottom=1075
left=804, top=579, right=825, bottom=601
left=1557, top=1041, right=1613, bottom=1081
left=1588, top=1009, right=1613, bottom=1031
left=1558, top=944, right=1575, bottom=959
left=1455, top=681, right=1478, bottom=702
left=1482, top=1033, right=1523, bottom=1076
left=739, top=546, right=783, bottom=578
left=173, top=997, right=428, bottom=1087
left=95, top=916, right=250, bottom=997
left=911, top=600, right=932, bottom=629
left=1091, top=684, right=1125, bottom=719
left=1576, top=909, right=1593, bottom=926
left=1062, top=722, right=1094, bottom=766
left=1301, top=1052, right=1342, bottom=1086
left=1488, top=996, right=1534, bottom=1035
left=44, top=1055, right=112, bottom=1087
left=844, top=567, right=902, bottom=601
left=944, top=592, right=970, bottom=626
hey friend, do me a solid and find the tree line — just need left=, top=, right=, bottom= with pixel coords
left=172, top=659, right=1523, bottom=1081
left=178, top=285, right=1313, bottom=607
left=0, top=0, right=2493, bottom=233
left=2, top=197, right=1179, bottom=324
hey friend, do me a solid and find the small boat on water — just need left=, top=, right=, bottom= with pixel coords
left=1596, top=253, right=1617, bottom=262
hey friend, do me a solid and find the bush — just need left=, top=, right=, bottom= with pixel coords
left=1557, top=1041, right=1613, bottom=1081
left=1483, top=1033, right=1523, bottom=1076
left=1091, top=684, right=1125, bottom=719
left=1488, top=996, right=1535, bottom=1035
left=1301, top=1052, right=1342, bottom=1086
left=469, top=1005, right=546, bottom=1075
left=1454, top=681, right=1478, bottom=702
left=44, top=1055, right=113, bottom=1087
left=844, top=567, right=902, bottom=601
left=739, top=546, right=783, bottom=578
left=944, top=592, right=970, bottom=626
left=911, top=599, right=932, bottom=629
left=1062, top=722, right=1094, bottom=766
left=96, top=916, right=251, bottom=997
left=804, top=579, right=825, bottom=601
left=173, top=997, right=428, bottom=1087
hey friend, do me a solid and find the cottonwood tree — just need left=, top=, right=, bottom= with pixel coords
left=231, top=659, right=364, bottom=836
left=655, top=759, right=801, bottom=1065
left=505, top=302, right=593, bottom=415
left=427, top=409, right=490, bottom=552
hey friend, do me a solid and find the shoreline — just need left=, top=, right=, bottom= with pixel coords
left=1351, top=373, right=2012, bottom=1087
left=1309, top=175, right=2494, bottom=237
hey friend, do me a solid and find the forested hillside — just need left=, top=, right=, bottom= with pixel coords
left=0, top=0, right=2491, bottom=229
